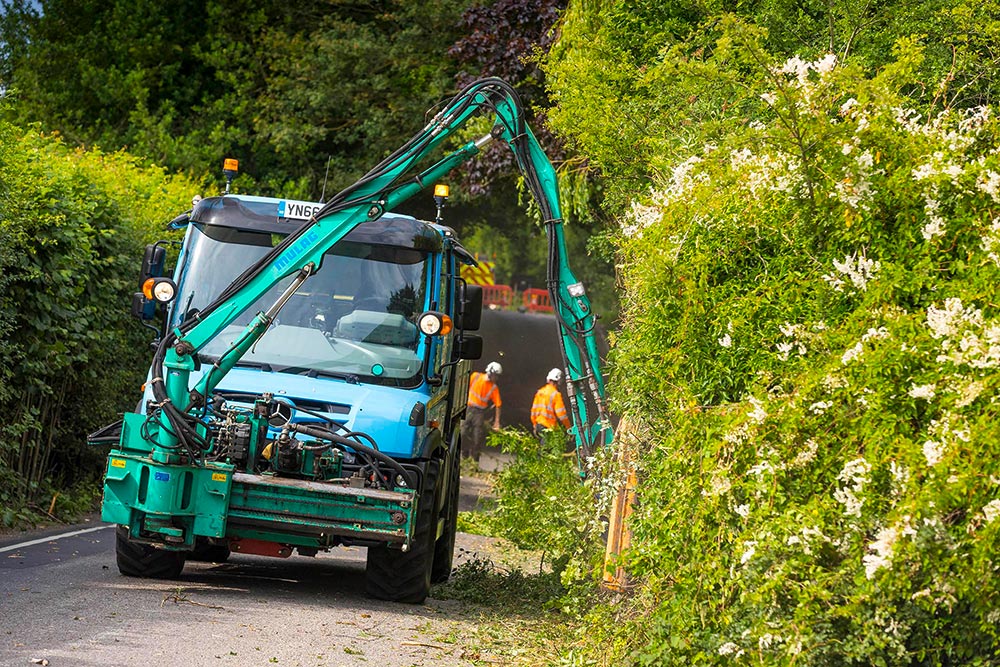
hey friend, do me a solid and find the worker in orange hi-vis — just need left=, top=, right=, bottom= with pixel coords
left=531, top=368, right=571, bottom=438
left=462, top=361, right=502, bottom=461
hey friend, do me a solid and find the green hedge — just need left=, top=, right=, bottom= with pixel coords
left=0, top=109, right=196, bottom=524
left=553, top=38, right=1000, bottom=666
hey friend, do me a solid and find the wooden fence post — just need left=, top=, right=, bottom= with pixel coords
left=602, top=416, right=637, bottom=592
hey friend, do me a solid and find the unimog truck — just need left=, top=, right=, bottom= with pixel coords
left=92, top=78, right=612, bottom=604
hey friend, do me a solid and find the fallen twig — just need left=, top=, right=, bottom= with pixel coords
left=161, top=591, right=224, bottom=610
left=400, top=641, right=447, bottom=650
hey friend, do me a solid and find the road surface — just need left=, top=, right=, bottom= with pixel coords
left=0, top=476, right=503, bottom=667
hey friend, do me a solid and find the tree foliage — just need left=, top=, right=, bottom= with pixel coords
left=0, top=0, right=475, bottom=196
left=544, top=0, right=1000, bottom=211
left=0, top=106, right=196, bottom=525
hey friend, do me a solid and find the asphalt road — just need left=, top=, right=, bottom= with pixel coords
left=0, top=477, right=500, bottom=667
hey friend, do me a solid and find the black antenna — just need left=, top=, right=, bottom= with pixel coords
left=319, top=156, right=332, bottom=203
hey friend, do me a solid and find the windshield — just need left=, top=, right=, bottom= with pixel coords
left=175, top=223, right=430, bottom=387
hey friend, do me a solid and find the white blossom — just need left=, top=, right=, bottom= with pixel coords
left=703, top=475, right=732, bottom=497
left=621, top=159, right=710, bottom=236
left=977, top=170, right=1000, bottom=201
left=718, top=642, right=744, bottom=657
left=981, top=217, right=1000, bottom=266
left=840, top=98, right=858, bottom=115
left=840, top=458, right=872, bottom=484
left=776, top=322, right=810, bottom=360
left=922, top=196, right=947, bottom=240
left=787, top=525, right=829, bottom=555
left=890, top=461, right=910, bottom=496
left=862, top=327, right=889, bottom=342
left=927, top=298, right=981, bottom=339
left=923, top=440, right=945, bottom=467
left=864, top=525, right=899, bottom=578
left=841, top=342, right=864, bottom=365
left=927, top=299, right=1000, bottom=369
left=791, top=439, right=819, bottom=467
left=809, top=400, right=832, bottom=414
left=955, top=380, right=985, bottom=408
left=740, top=541, right=757, bottom=565
left=723, top=423, right=752, bottom=446
left=834, top=487, right=863, bottom=517
left=864, top=517, right=915, bottom=579
left=747, top=396, right=768, bottom=424
left=728, top=149, right=803, bottom=195
left=983, top=499, right=1000, bottom=524
left=908, top=384, right=937, bottom=400
left=835, top=458, right=871, bottom=517
left=823, top=251, right=881, bottom=293
left=814, top=53, right=838, bottom=75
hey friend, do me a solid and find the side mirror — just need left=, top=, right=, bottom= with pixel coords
left=141, top=244, right=167, bottom=280
left=134, top=244, right=168, bottom=321
left=459, top=283, right=483, bottom=331
left=455, top=334, right=483, bottom=360
left=131, top=292, right=152, bottom=320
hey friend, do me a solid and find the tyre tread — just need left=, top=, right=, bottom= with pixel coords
left=115, top=526, right=185, bottom=579
left=365, top=462, right=439, bottom=603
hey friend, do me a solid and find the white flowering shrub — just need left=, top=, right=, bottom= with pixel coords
left=601, top=40, right=1000, bottom=666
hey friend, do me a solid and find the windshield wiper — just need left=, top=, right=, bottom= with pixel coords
left=275, top=366, right=360, bottom=384
left=237, top=361, right=274, bottom=372
left=199, top=354, right=274, bottom=372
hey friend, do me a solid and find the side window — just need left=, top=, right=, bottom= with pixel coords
left=440, top=252, right=452, bottom=315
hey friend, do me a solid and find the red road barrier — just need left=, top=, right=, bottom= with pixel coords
left=482, top=284, right=514, bottom=308
left=522, top=288, right=553, bottom=313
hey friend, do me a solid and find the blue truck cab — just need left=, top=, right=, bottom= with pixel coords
left=100, top=192, right=485, bottom=603
left=173, top=194, right=475, bottom=460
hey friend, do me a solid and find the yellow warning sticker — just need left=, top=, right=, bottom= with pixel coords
left=212, top=473, right=228, bottom=482
left=110, top=459, right=126, bottom=468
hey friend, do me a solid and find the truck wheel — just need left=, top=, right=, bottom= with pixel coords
left=115, top=526, right=186, bottom=579
left=188, top=538, right=231, bottom=563
left=365, top=461, right=439, bottom=604
left=431, top=454, right=459, bottom=583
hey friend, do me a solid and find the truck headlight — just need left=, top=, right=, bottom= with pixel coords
left=417, top=311, right=452, bottom=336
left=142, top=277, right=177, bottom=304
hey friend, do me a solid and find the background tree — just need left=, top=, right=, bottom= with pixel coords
left=447, top=0, right=619, bottom=317
left=0, top=0, right=474, bottom=196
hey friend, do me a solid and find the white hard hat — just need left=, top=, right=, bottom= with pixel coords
left=485, top=361, right=503, bottom=375
left=547, top=368, right=563, bottom=383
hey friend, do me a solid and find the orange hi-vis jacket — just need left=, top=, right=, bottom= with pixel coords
left=467, top=372, right=501, bottom=409
left=531, top=383, right=570, bottom=429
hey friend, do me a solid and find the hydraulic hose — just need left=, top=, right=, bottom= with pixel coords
left=289, top=423, right=415, bottom=489
left=144, top=77, right=607, bottom=466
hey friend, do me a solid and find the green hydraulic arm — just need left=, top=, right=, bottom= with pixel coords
left=148, top=78, right=612, bottom=467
